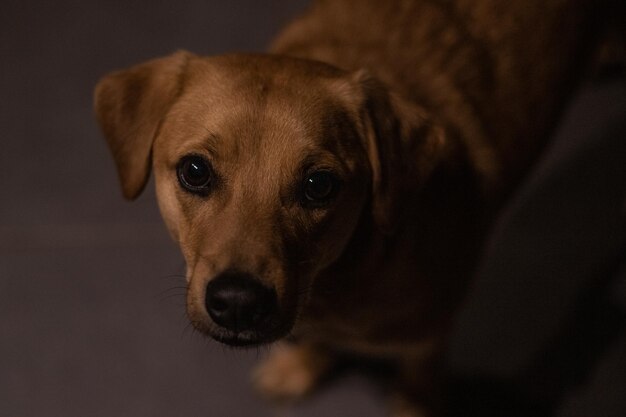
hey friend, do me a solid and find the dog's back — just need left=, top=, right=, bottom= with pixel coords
left=272, top=0, right=608, bottom=196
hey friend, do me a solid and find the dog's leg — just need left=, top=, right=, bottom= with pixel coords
left=252, top=341, right=334, bottom=402
left=389, top=344, right=443, bottom=417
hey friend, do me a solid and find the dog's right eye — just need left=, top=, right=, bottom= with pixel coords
left=177, top=155, right=212, bottom=195
left=301, top=170, right=340, bottom=208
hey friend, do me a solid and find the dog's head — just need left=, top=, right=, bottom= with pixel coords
left=94, top=51, right=449, bottom=347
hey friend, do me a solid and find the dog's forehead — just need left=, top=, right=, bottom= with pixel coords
left=187, top=53, right=349, bottom=92
left=181, top=55, right=352, bottom=123
left=163, top=54, right=362, bottom=163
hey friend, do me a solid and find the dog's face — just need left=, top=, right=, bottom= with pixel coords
left=153, top=54, right=372, bottom=346
left=95, top=52, right=446, bottom=347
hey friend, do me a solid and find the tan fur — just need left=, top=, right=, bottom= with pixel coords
left=94, top=1, right=607, bottom=415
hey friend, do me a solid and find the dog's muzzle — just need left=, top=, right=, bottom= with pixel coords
left=204, top=271, right=279, bottom=346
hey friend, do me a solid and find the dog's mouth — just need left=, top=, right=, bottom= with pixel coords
left=189, top=315, right=293, bottom=348
left=210, top=326, right=287, bottom=348
left=213, top=332, right=263, bottom=347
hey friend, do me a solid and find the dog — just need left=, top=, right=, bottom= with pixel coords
left=94, top=1, right=609, bottom=415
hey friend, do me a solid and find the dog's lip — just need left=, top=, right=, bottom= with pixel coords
left=205, top=316, right=294, bottom=348
left=211, top=329, right=281, bottom=348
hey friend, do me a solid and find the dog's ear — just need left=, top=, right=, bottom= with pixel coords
left=94, top=50, right=192, bottom=200
left=348, top=70, right=452, bottom=234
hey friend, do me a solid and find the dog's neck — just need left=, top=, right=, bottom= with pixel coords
left=298, top=148, right=485, bottom=351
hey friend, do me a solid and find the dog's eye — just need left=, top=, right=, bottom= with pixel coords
left=177, top=155, right=212, bottom=194
left=302, top=171, right=339, bottom=206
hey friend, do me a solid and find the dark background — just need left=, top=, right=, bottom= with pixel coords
left=1, top=1, right=624, bottom=416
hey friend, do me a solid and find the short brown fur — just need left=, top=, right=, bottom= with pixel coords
left=94, top=1, right=610, bottom=415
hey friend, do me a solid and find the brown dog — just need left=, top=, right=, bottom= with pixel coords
left=94, top=1, right=608, bottom=415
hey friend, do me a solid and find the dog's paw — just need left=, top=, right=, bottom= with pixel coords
left=390, top=397, right=432, bottom=417
left=391, top=407, right=430, bottom=417
left=252, top=342, right=332, bottom=402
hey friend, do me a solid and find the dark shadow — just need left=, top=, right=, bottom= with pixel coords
left=444, top=256, right=625, bottom=417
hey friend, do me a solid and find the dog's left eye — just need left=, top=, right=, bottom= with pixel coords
left=302, top=170, right=339, bottom=207
left=177, top=155, right=212, bottom=194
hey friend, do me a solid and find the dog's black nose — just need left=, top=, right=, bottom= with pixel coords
left=205, top=272, right=277, bottom=332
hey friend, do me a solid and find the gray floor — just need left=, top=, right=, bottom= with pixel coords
left=1, top=1, right=624, bottom=416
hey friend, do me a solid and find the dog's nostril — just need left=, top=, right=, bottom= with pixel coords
left=207, top=296, right=229, bottom=313
left=205, top=272, right=277, bottom=332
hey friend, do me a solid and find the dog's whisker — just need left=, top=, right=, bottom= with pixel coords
left=158, top=292, right=188, bottom=301
left=155, top=286, right=188, bottom=296
left=158, top=273, right=187, bottom=281
left=159, top=273, right=186, bottom=277
left=180, top=320, right=196, bottom=341
left=154, top=285, right=189, bottom=304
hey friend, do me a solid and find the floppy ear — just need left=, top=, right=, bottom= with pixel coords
left=94, top=50, right=192, bottom=200
left=350, top=71, right=452, bottom=234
